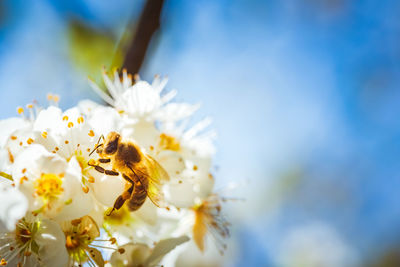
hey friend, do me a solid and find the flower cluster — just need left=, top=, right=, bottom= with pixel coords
left=0, top=70, right=229, bottom=267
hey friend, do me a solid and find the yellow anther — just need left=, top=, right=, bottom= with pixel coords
left=62, top=116, right=68, bottom=121
left=53, top=95, right=60, bottom=102
left=88, top=176, right=95, bottom=183
left=19, top=176, right=28, bottom=184
left=26, top=104, right=33, bottom=109
left=67, top=122, right=73, bottom=128
left=10, top=136, right=17, bottom=140
left=0, top=258, right=7, bottom=266
left=88, top=130, right=95, bottom=137
left=88, top=159, right=96, bottom=165
left=27, top=138, right=34, bottom=145
left=17, top=107, right=24, bottom=114
left=41, top=131, right=48, bottom=139
left=193, top=165, right=198, bottom=171
left=82, top=185, right=89, bottom=193
left=77, top=116, right=84, bottom=124
left=159, top=133, right=181, bottom=151
left=47, top=93, right=53, bottom=101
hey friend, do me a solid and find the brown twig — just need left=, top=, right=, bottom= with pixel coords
left=122, top=0, right=165, bottom=75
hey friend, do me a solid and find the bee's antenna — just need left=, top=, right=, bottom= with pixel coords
left=97, top=134, right=105, bottom=144
left=89, top=143, right=103, bottom=156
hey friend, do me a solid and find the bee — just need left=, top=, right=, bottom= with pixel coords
left=88, top=132, right=169, bottom=214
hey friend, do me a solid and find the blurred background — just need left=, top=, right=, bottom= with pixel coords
left=1, top=0, right=400, bottom=266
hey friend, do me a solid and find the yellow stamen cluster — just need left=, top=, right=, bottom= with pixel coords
left=34, top=173, right=64, bottom=200
left=159, top=133, right=181, bottom=151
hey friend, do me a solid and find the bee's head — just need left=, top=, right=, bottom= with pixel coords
left=102, top=132, right=121, bottom=155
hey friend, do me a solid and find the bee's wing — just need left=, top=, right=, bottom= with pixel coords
left=143, top=155, right=170, bottom=207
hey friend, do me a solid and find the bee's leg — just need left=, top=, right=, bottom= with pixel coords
left=107, top=183, right=134, bottom=216
left=98, top=158, right=110, bottom=163
left=88, top=160, right=119, bottom=176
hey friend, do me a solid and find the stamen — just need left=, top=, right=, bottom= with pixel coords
left=53, top=95, right=60, bottom=103
left=27, top=138, right=34, bottom=145
left=17, top=107, right=24, bottom=115
left=26, top=104, right=35, bottom=121
left=68, top=122, right=74, bottom=128
left=82, top=185, right=89, bottom=193
left=0, top=172, right=13, bottom=181
left=62, top=116, right=69, bottom=121
left=41, top=132, right=48, bottom=139
left=77, top=117, right=84, bottom=124
left=88, top=130, right=95, bottom=137
left=8, top=149, right=14, bottom=163
left=19, top=176, right=28, bottom=184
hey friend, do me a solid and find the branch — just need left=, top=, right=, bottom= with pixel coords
left=122, top=0, right=165, bottom=75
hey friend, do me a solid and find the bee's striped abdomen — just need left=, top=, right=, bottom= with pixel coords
left=127, top=177, right=148, bottom=211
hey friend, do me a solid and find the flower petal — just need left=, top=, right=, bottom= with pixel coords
left=0, top=182, right=28, bottom=231
left=110, top=243, right=151, bottom=267
left=144, top=236, right=190, bottom=266
left=36, top=219, right=69, bottom=267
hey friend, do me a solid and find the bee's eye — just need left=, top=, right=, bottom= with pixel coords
left=105, top=138, right=118, bottom=154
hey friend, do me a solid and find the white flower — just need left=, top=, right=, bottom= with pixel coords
left=110, top=236, right=189, bottom=267
left=0, top=117, right=34, bottom=175
left=11, top=144, right=94, bottom=221
left=0, top=216, right=68, bottom=267
left=90, top=70, right=199, bottom=124
left=0, top=68, right=229, bottom=266
left=0, top=182, right=28, bottom=232
left=77, top=100, right=124, bottom=136
left=61, top=215, right=113, bottom=267
left=190, top=194, right=230, bottom=254
left=32, top=106, right=125, bottom=208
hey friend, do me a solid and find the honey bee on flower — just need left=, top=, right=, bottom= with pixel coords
left=0, top=69, right=231, bottom=267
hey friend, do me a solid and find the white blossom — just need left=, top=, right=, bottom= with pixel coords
left=110, top=236, right=189, bottom=267
left=0, top=216, right=68, bottom=267
left=0, top=70, right=230, bottom=266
